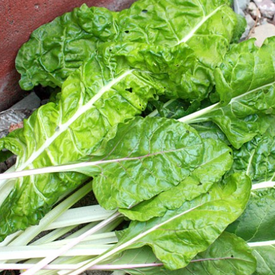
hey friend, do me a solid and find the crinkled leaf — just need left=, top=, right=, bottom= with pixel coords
left=16, top=0, right=242, bottom=101
left=120, top=138, right=233, bottom=221
left=91, top=117, right=204, bottom=210
left=106, top=232, right=256, bottom=275
left=215, top=37, right=275, bottom=105
left=196, top=108, right=271, bottom=149
left=226, top=125, right=275, bottom=242
left=86, top=172, right=250, bottom=271
left=0, top=43, right=187, bottom=241
left=179, top=38, right=275, bottom=148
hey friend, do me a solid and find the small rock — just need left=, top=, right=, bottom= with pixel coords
left=233, top=0, right=251, bottom=15
left=0, top=109, right=32, bottom=132
left=249, top=23, right=275, bottom=46
left=248, top=2, right=261, bottom=19
left=254, top=0, right=275, bottom=19
left=9, top=121, right=24, bottom=132
left=241, top=13, right=256, bottom=40
left=10, top=92, right=41, bottom=111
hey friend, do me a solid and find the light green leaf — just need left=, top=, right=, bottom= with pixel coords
left=120, top=173, right=251, bottom=270
left=215, top=37, right=275, bottom=105
left=226, top=124, right=275, bottom=242
left=16, top=0, right=242, bottom=100
left=92, top=117, right=204, bottom=210
left=76, top=172, right=251, bottom=272
left=110, top=232, right=256, bottom=275
left=0, top=43, right=186, bottom=241
left=120, top=137, right=233, bottom=221
left=179, top=38, right=275, bottom=148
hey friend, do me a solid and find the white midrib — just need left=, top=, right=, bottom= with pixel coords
left=252, top=180, right=275, bottom=190
left=0, top=148, right=185, bottom=180
left=70, top=204, right=202, bottom=275
left=248, top=240, right=275, bottom=247
left=16, top=70, right=133, bottom=172
left=177, top=5, right=224, bottom=44
left=178, top=80, right=275, bottom=124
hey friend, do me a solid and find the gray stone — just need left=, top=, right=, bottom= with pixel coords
left=249, top=23, right=275, bottom=46
left=248, top=2, right=261, bottom=19
left=233, top=0, right=250, bottom=15
left=241, top=13, right=256, bottom=40
left=0, top=109, right=32, bottom=132
left=10, top=92, right=40, bottom=110
left=254, top=0, right=275, bottom=19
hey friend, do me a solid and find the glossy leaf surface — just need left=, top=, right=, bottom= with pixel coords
left=0, top=43, right=185, bottom=241
left=91, top=117, right=204, bottom=210
left=120, top=137, right=233, bottom=221
left=179, top=38, right=275, bottom=148
left=110, top=232, right=256, bottom=275
left=16, top=0, right=242, bottom=101
left=89, top=172, right=251, bottom=271
left=227, top=125, right=275, bottom=242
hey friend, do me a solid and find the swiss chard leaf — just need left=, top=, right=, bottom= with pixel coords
left=16, top=0, right=243, bottom=101
left=120, top=137, right=233, bottom=221
left=91, top=116, right=204, bottom=210
left=226, top=124, right=275, bottom=242
left=108, top=232, right=256, bottom=275
left=73, top=172, right=251, bottom=272
left=179, top=38, right=275, bottom=148
left=0, top=43, right=188, bottom=241
left=251, top=245, right=275, bottom=275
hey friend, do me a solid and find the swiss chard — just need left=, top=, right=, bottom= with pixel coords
left=0, top=43, right=192, bottom=240
left=16, top=0, right=244, bottom=101
left=70, top=172, right=251, bottom=274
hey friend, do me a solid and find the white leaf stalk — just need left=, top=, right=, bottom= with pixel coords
left=21, top=212, right=122, bottom=275
left=248, top=240, right=275, bottom=247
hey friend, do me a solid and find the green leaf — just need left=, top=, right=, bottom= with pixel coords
left=105, top=232, right=256, bottom=275
left=76, top=172, right=251, bottom=272
left=91, top=117, right=204, bottom=210
left=16, top=0, right=241, bottom=101
left=226, top=125, right=275, bottom=242
left=215, top=37, right=275, bottom=106
left=0, top=43, right=185, bottom=241
left=227, top=188, right=275, bottom=242
left=120, top=137, right=233, bottom=221
left=252, top=245, right=275, bottom=275
left=179, top=38, right=275, bottom=148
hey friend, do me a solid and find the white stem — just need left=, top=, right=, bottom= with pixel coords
left=0, top=262, right=163, bottom=271
left=0, top=148, right=185, bottom=181
left=46, top=205, right=115, bottom=230
left=248, top=240, right=275, bottom=247
left=3, top=182, right=93, bottom=247
left=251, top=181, right=275, bottom=190
left=0, top=245, right=112, bottom=260
left=71, top=204, right=201, bottom=275
left=21, top=211, right=121, bottom=275
left=178, top=102, right=219, bottom=123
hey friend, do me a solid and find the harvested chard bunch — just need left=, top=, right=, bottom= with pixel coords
left=1, top=0, right=275, bottom=275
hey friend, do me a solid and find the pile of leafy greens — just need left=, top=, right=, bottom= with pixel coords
left=1, top=0, right=275, bottom=274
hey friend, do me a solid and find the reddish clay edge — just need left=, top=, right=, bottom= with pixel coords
left=0, top=0, right=136, bottom=111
